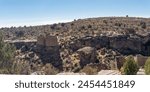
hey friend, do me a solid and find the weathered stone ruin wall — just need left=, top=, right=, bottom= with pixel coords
left=6, top=35, right=62, bottom=69
left=5, top=40, right=37, bottom=51
left=36, top=36, right=58, bottom=52
left=36, top=35, right=62, bottom=69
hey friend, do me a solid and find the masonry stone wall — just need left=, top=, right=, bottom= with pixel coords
left=37, top=36, right=45, bottom=46
left=115, top=56, right=126, bottom=70
left=45, top=36, right=58, bottom=46
left=37, top=35, right=62, bottom=69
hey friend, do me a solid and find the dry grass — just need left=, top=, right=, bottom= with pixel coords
left=80, top=65, right=98, bottom=75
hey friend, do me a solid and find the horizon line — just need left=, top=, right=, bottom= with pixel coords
left=0, top=16, right=149, bottom=28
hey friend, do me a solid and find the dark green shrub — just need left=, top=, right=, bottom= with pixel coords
left=0, top=32, right=16, bottom=74
left=122, top=56, right=139, bottom=75
left=144, top=58, right=150, bottom=75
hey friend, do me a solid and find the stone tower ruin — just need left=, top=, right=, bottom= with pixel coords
left=36, top=35, right=62, bottom=69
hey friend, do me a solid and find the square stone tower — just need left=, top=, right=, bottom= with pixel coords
left=36, top=35, right=62, bottom=69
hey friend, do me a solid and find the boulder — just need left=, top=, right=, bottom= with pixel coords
left=137, top=68, right=145, bottom=75
left=37, top=36, right=45, bottom=46
left=134, top=54, right=148, bottom=67
left=77, top=47, right=97, bottom=67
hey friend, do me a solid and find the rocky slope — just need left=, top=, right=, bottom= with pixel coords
left=1, top=17, right=150, bottom=75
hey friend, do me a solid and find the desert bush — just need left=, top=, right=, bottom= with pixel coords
left=15, top=31, right=24, bottom=37
left=0, top=32, right=16, bottom=74
left=140, top=21, right=146, bottom=29
left=80, top=65, right=98, bottom=75
left=103, top=20, right=107, bottom=24
left=121, top=56, right=139, bottom=75
left=11, top=60, right=31, bottom=74
left=144, top=57, right=150, bottom=75
left=0, top=32, right=32, bottom=74
left=115, top=23, right=122, bottom=27
left=41, top=64, right=59, bottom=75
left=126, top=28, right=135, bottom=34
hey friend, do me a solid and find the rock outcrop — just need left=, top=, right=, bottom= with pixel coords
left=2, top=17, right=150, bottom=75
left=66, top=35, right=150, bottom=56
left=134, top=54, right=148, bottom=67
left=62, top=47, right=98, bottom=72
left=77, top=47, right=97, bottom=67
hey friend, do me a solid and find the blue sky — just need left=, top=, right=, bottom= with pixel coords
left=0, top=0, right=150, bottom=27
